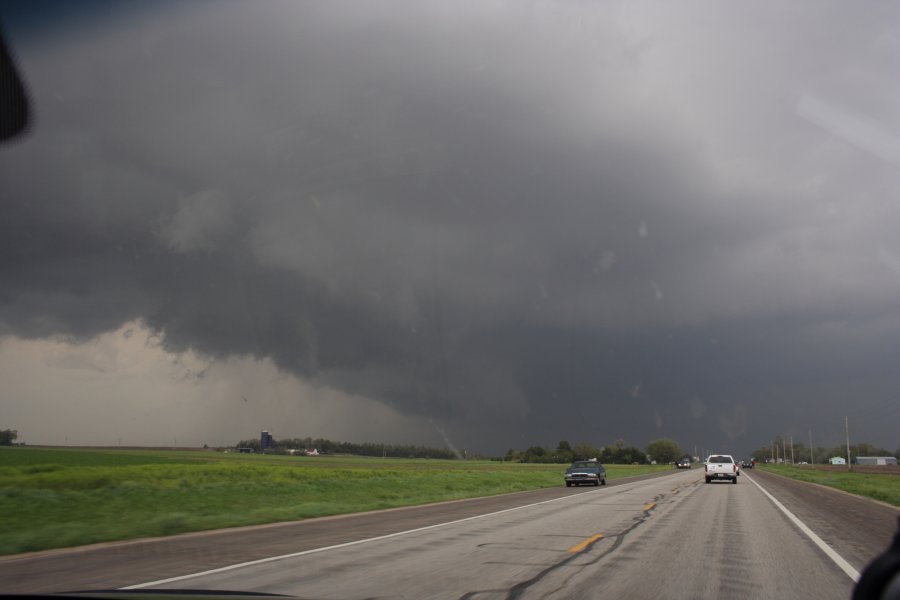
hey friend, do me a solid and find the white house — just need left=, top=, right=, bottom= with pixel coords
left=828, top=456, right=846, bottom=465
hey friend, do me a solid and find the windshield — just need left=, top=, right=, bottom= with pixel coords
left=1, top=2, right=898, bottom=599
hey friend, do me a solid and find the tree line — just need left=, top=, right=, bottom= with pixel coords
left=235, top=436, right=459, bottom=459
left=750, top=438, right=899, bottom=464
left=501, top=438, right=686, bottom=465
left=233, top=434, right=689, bottom=464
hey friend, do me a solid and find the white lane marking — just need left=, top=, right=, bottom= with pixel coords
left=744, top=473, right=860, bottom=582
left=122, top=477, right=660, bottom=590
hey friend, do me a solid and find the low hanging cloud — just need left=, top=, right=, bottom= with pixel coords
left=2, top=1, right=900, bottom=453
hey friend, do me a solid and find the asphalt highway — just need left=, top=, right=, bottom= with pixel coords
left=0, top=470, right=672, bottom=594
left=2, top=468, right=896, bottom=598
left=132, top=469, right=895, bottom=600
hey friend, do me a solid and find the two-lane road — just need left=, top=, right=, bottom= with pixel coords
left=127, top=469, right=892, bottom=599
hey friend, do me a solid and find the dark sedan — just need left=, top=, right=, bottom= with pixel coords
left=564, top=460, right=607, bottom=486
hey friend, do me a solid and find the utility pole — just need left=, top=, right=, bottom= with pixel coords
left=772, top=440, right=775, bottom=464
left=845, top=416, right=852, bottom=472
left=782, top=439, right=787, bottom=465
left=790, top=436, right=794, bottom=465
left=809, top=430, right=813, bottom=465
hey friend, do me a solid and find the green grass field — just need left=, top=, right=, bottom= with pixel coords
left=760, top=464, right=900, bottom=507
left=0, top=447, right=670, bottom=556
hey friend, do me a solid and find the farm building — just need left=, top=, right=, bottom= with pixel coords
left=855, top=456, right=898, bottom=466
left=828, top=456, right=846, bottom=465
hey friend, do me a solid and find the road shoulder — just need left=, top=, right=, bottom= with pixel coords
left=750, top=469, right=899, bottom=572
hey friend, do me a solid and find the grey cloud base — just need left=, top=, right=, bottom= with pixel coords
left=1, top=0, right=899, bottom=454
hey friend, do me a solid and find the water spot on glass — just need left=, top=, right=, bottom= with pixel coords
left=690, top=396, right=706, bottom=419
left=594, top=250, right=616, bottom=273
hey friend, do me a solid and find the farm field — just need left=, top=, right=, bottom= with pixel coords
left=0, top=447, right=670, bottom=556
left=760, top=464, right=900, bottom=507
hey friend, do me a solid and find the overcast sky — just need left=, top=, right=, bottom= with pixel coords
left=1, top=1, right=899, bottom=456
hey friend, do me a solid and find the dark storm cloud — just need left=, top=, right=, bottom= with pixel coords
left=2, top=1, right=900, bottom=454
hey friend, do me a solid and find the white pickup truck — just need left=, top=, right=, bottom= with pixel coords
left=705, top=454, right=738, bottom=484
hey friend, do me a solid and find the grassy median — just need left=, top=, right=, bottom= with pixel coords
left=760, top=464, right=900, bottom=507
left=0, top=447, right=670, bottom=556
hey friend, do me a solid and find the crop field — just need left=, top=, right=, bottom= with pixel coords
left=0, top=447, right=670, bottom=556
left=761, top=464, right=900, bottom=507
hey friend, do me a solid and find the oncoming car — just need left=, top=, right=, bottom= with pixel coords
left=564, top=460, right=607, bottom=487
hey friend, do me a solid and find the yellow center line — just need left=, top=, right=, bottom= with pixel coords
left=643, top=502, right=657, bottom=511
left=567, top=533, right=604, bottom=553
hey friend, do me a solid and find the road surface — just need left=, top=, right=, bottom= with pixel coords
left=2, top=468, right=896, bottom=599
left=129, top=469, right=891, bottom=599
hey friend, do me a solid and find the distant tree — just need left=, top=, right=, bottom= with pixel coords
left=573, top=442, right=600, bottom=460
left=0, top=429, right=18, bottom=446
left=646, top=438, right=683, bottom=464
left=236, top=438, right=261, bottom=452
left=552, top=450, right=574, bottom=464
left=599, top=446, right=618, bottom=463
left=750, top=445, right=773, bottom=463
left=623, top=446, right=649, bottom=464
left=853, top=442, right=893, bottom=457
left=556, top=440, right=572, bottom=452
left=600, top=444, right=648, bottom=464
left=519, top=445, right=548, bottom=463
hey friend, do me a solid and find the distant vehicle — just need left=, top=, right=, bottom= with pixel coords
left=565, top=460, right=607, bottom=487
left=705, top=454, right=738, bottom=484
left=741, top=460, right=753, bottom=469
left=676, top=458, right=691, bottom=469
